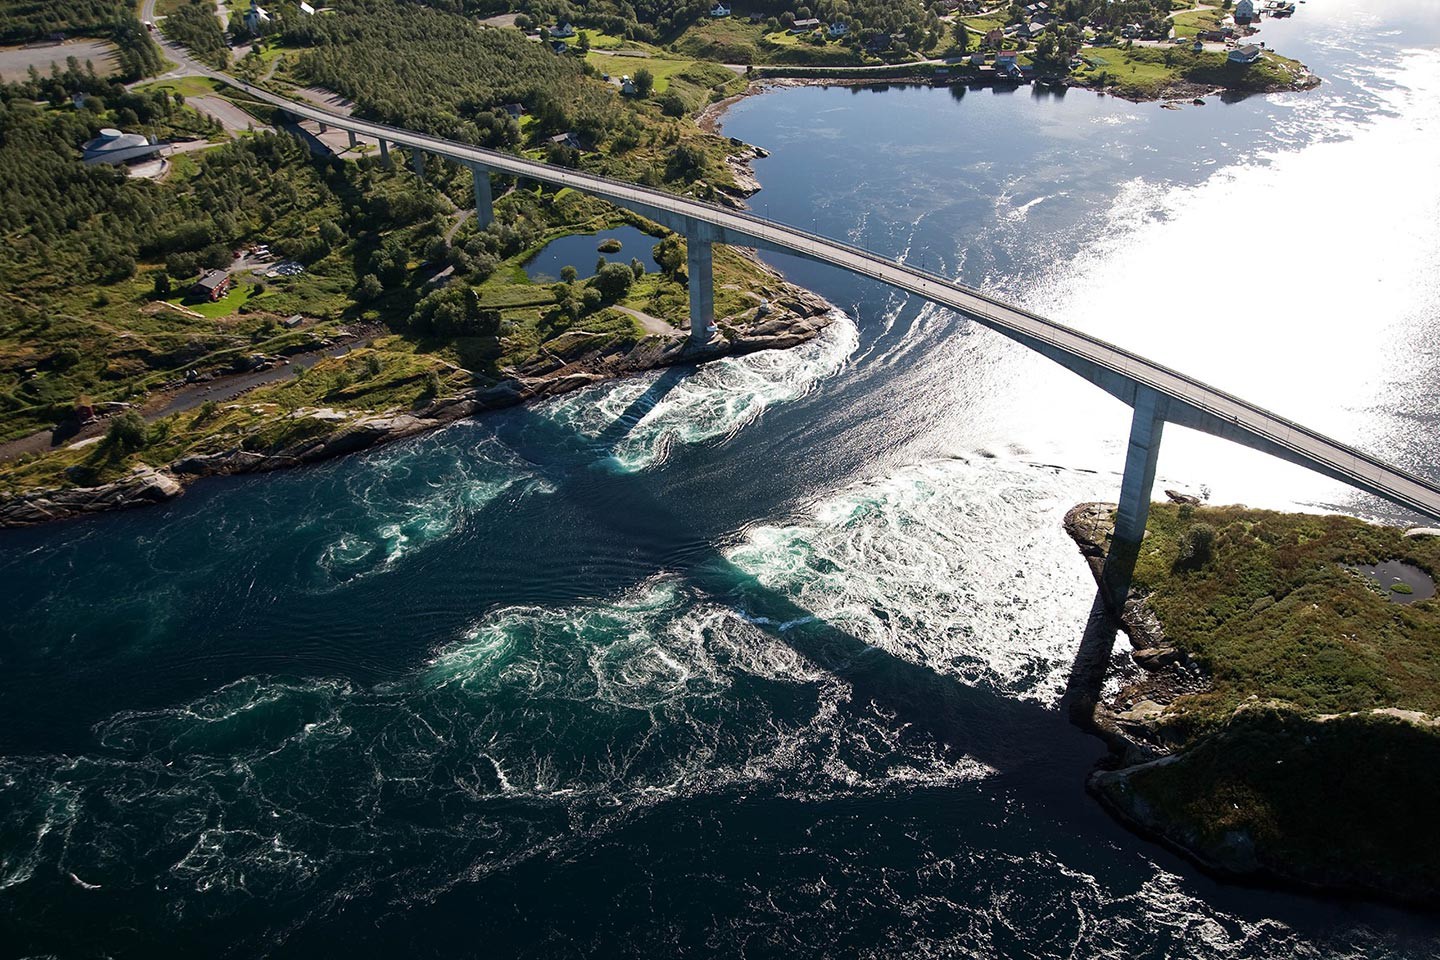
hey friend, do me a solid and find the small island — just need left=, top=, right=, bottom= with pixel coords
left=1067, top=501, right=1440, bottom=906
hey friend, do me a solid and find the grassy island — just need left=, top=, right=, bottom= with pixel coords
left=1067, top=503, right=1440, bottom=905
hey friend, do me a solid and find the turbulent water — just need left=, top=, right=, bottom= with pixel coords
left=4, top=1, right=1440, bottom=956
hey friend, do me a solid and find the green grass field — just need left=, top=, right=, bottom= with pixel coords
left=167, top=279, right=254, bottom=318
left=585, top=53, right=692, bottom=92
left=1171, top=7, right=1227, bottom=36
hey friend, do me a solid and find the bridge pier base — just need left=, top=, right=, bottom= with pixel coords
left=347, top=130, right=356, bottom=148
left=1101, top=386, right=1167, bottom=608
left=378, top=139, right=392, bottom=168
left=412, top=149, right=426, bottom=178
left=470, top=163, right=493, bottom=228
left=319, top=121, right=327, bottom=134
left=686, top=227, right=715, bottom=345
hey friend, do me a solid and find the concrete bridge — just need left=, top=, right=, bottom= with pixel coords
left=219, top=76, right=1440, bottom=602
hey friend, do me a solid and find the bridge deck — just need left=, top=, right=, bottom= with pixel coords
left=222, top=75, right=1440, bottom=523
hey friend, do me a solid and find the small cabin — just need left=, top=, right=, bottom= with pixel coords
left=709, top=3, right=731, bottom=18
left=1228, top=43, right=1261, bottom=64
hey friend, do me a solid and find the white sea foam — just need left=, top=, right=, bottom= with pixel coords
left=726, top=455, right=1110, bottom=702
left=539, top=311, right=859, bottom=473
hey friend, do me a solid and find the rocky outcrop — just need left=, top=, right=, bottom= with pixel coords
left=0, top=467, right=182, bottom=526
left=1064, top=502, right=1440, bottom=908
left=0, top=280, right=834, bottom=529
left=1065, top=503, right=1214, bottom=763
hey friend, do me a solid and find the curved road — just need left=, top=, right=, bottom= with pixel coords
left=136, top=14, right=1440, bottom=522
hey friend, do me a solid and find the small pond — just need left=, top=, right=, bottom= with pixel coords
left=522, top=225, right=661, bottom=283
left=1349, top=560, right=1437, bottom=605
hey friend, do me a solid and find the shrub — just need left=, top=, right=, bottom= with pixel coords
left=1175, top=522, right=1217, bottom=571
left=597, top=237, right=623, bottom=253
left=104, top=411, right=149, bottom=453
left=592, top=261, right=634, bottom=301
left=357, top=274, right=384, bottom=301
left=659, top=92, right=687, bottom=117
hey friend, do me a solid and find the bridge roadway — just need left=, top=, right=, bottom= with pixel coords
left=212, top=75, right=1440, bottom=563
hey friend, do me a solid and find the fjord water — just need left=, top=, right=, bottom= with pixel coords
left=4, top=2, right=1440, bottom=955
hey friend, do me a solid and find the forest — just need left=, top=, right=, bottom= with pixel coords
left=407, top=0, right=938, bottom=47
left=160, top=0, right=230, bottom=68
left=281, top=0, right=744, bottom=193
left=0, top=73, right=456, bottom=438
left=286, top=0, right=613, bottom=141
left=0, top=0, right=128, bottom=42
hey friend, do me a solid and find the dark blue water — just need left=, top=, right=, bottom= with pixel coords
left=522, top=224, right=660, bottom=282
left=4, top=1, right=1440, bottom=955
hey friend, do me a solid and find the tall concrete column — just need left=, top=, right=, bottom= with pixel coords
left=686, top=226, right=715, bottom=345
left=378, top=139, right=392, bottom=167
left=470, top=163, right=493, bottom=227
left=319, top=121, right=328, bottom=133
left=412, top=148, right=426, bottom=178
left=347, top=130, right=357, bottom=148
left=1101, top=386, right=1168, bottom=607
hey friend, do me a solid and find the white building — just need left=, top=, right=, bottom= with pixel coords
left=1234, top=0, right=1255, bottom=22
left=827, top=21, right=848, bottom=37
left=81, top=128, right=162, bottom=166
left=298, top=1, right=315, bottom=14
left=710, top=3, right=731, bottom=17
left=551, top=21, right=575, bottom=38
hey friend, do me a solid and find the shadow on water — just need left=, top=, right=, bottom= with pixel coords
left=490, top=376, right=1104, bottom=781
left=294, top=395, right=1440, bottom=956
left=587, top=364, right=692, bottom=455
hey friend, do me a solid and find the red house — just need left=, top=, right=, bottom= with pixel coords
left=192, top=270, right=231, bottom=301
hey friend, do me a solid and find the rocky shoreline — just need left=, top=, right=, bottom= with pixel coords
left=1063, top=501, right=1440, bottom=909
left=0, top=276, right=834, bottom=529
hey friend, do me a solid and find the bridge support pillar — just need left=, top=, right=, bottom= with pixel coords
left=469, top=163, right=493, bottom=228
left=347, top=130, right=357, bottom=148
left=686, top=226, right=715, bottom=345
left=378, top=139, right=392, bottom=167
left=1101, top=386, right=1167, bottom=608
left=412, top=149, right=426, bottom=178
left=319, top=121, right=327, bottom=134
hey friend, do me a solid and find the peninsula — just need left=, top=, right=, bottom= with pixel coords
left=1067, top=501, right=1440, bottom=906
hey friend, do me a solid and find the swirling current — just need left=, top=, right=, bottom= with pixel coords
left=4, top=2, right=1440, bottom=956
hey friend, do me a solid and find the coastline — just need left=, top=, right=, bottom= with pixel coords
left=698, top=52, right=1320, bottom=143
left=1063, top=501, right=1440, bottom=909
left=0, top=261, right=835, bottom=529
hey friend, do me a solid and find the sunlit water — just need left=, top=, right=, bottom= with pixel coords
left=3, top=2, right=1440, bottom=955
